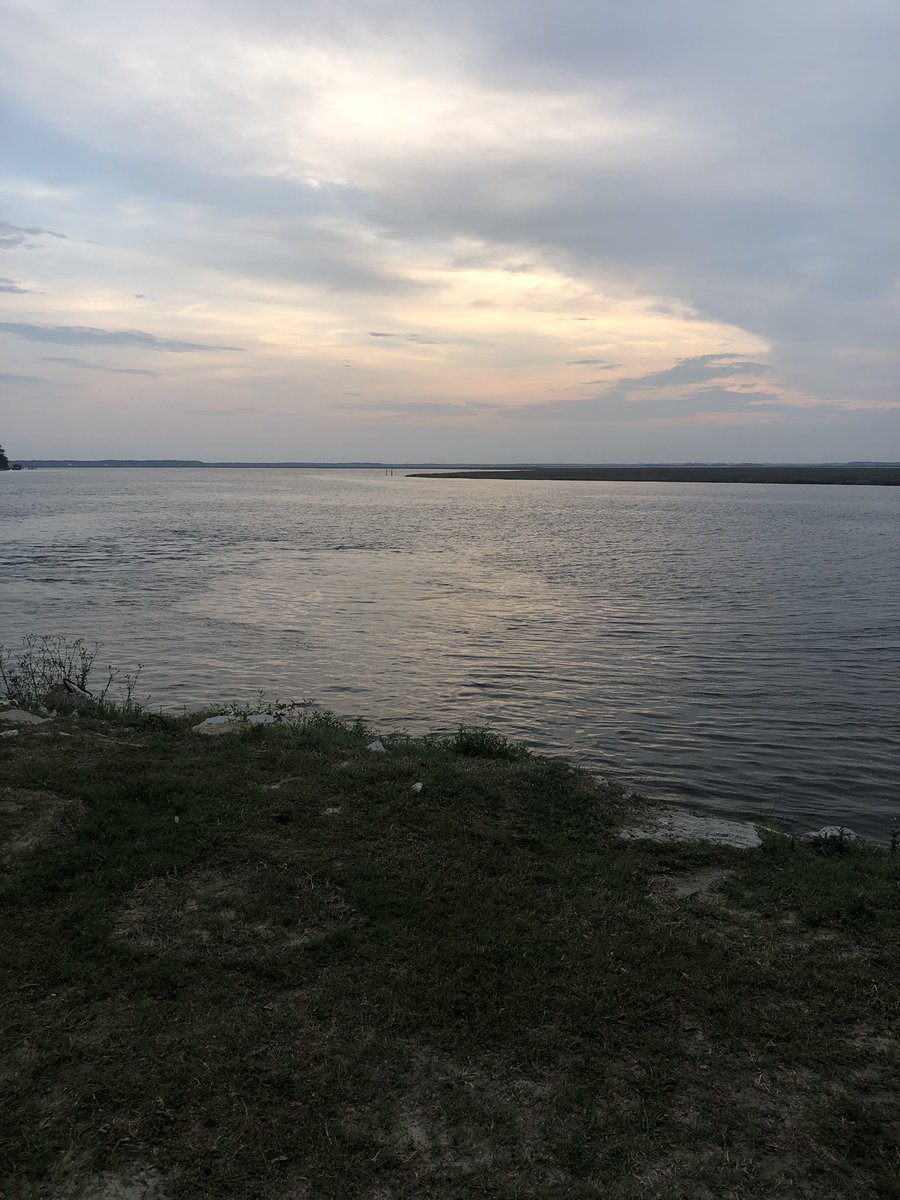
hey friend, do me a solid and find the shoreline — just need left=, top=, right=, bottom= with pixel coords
left=8, top=461, right=900, bottom=486
left=409, top=464, right=900, bottom=485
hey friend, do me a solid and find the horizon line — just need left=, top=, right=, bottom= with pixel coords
left=10, top=458, right=900, bottom=469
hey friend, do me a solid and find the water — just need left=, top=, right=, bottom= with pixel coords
left=2, top=468, right=898, bottom=837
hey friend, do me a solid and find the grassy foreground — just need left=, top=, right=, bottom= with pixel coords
left=1, top=708, right=898, bottom=1199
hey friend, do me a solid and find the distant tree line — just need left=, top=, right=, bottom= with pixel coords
left=0, top=444, right=9, bottom=471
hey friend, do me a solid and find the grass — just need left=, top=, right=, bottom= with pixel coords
left=1, top=706, right=898, bottom=1199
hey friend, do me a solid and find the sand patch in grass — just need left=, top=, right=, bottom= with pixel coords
left=648, top=865, right=734, bottom=904
left=113, top=865, right=355, bottom=960
left=0, top=787, right=85, bottom=879
left=49, top=1167, right=171, bottom=1200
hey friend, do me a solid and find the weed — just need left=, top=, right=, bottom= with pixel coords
left=810, top=827, right=854, bottom=857
left=226, top=691, right=317, bottom=721
left=0, top=634, right=145, bottom=716
left=450, top=723, right=531, bottom=761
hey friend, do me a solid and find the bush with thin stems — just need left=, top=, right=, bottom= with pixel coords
left=0, top=634, right=144, bottom=715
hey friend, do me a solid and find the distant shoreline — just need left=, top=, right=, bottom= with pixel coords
left=409, top=465, right=900, bottom=485
left=10, top=460, right=900, bottom=485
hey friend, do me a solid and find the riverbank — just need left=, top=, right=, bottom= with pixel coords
left=1, top=706, right=898, bottom=1199
left=410, top=465, right=900, bottom=485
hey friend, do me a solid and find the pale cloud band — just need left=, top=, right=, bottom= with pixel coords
left=0, top=322, right=242, bottom=353
left=0, top=218, right=67, bottom=250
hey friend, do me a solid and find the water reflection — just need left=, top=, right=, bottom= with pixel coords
left=1, top=468, right=898, bottom=837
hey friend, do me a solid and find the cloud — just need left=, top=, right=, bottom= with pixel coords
left=0, top=1, right=897, bottom=459
left=368, top=330, right=443, bottom=345
left=334, top=398, right=482, bottom=416
left=557, top=378, right=627, bottom=391
left=625, top=354, right=772, bottom=390
left=0, top=277, right=29, bottom=293
left=0, top=371, right=45, bottom=384
left=521, top=384, right=798, bottom=424
left=0, top=322, right=242, bottom=352
left=0, top=220, right=66, bottom=250
left=566, top=358, right=620, bottom=368
left=518, top=353, right=790, bottom=423
left=38, top=355, right=159, bottom=377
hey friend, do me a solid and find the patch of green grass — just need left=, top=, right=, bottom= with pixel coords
left=449, top=722, right=531, bottom=761
left=0, top=714, right=897, bottom=1198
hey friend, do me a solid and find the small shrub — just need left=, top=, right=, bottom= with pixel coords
left=0, top=634, right=144, bottom=716
left=809, top=828, right=855, bottom=857
left=450, top=724, right=530, bottom=762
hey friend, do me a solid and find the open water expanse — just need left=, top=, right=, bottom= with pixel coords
left=2, top=468, right=898, bottom=837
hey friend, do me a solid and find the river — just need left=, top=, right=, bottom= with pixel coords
left=2, top=468, right=897, bottom=837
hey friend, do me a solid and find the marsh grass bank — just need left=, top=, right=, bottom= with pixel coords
left=410, top=465, right=900, bottom=485
left=1, top=707, right=898, bottom=1199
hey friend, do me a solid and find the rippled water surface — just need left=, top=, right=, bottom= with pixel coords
left=2, top=468, right=898, bottom=836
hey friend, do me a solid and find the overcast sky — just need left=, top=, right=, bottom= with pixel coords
left=2, top=0, right=898, bottom=461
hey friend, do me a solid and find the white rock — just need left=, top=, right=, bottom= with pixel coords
left=192, top=715, right=244, bottom=736
left=619, top=809, right=762, bottom=850
left=246, top=713, right=277, bottom=726
left=0, top=708, right=50, bottom=726
left=323, top=806, right=342, bottom=815
left=0, top=729, right=20, bottom=738
left=809, top=825, right=858, bottom=842
left=410, top=782, right=424, bottom=794
left=366, top=740, right=386, bottom=753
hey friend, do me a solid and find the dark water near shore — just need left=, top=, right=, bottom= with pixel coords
left=2, top=468, right=898, bottom=837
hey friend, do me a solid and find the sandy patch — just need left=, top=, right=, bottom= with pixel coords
left=648, top=866, right=734, bottom=904
left=50, top=1167, right=170, bottom=1200
left=0, top=787, right=85, bottom=878
left=344, top=1045, right=563, bottom=1192
left=114, top=865, right=355, bottom=959
left=620, top=809, right=762, bottom=849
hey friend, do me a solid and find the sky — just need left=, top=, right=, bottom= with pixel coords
left=1, top=0, right=898, bottom=463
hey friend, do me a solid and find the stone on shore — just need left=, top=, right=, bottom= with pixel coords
left=192, top=712, right=282, bottom=735
left=619, top=809, right=762, bottom=850
left=809, top=825, right=858, bottom=842
left=192, top=715, right=245, bottom=736
left=0, top=709, right=51, bottom=726
left=366, top=740, right=386, bottom=753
